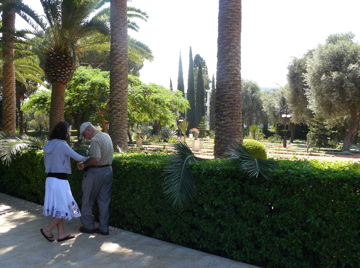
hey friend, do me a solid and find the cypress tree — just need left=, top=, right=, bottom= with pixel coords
left=177, top=52, right=185, bottom=118
left=195, top=61, right=205, bottom=127
left=194, top=54, right=210, bottom=92
left=186, top=47, right=196, bottom=129
left=170, top=78, right=173, bottom=91
left=177, top=52, right=185, bottom=96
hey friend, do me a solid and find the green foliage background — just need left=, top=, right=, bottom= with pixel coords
left=0, top=151, right=359, bottom=267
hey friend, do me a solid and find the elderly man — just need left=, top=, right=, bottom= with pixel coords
left=77, top=122, right=114, bottom=235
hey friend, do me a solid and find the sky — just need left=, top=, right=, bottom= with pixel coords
left=18, top=0, right=360, bottom=89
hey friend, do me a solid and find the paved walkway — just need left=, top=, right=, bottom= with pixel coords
left=0, top=193, right=260, bottom=268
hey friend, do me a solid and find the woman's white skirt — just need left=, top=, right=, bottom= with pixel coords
left=43, top=176, right=81, bottom=221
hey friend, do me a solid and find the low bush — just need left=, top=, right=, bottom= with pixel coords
left=243, top=139, right=267, bottom=159
left=0, top=150, right=359, bottom=267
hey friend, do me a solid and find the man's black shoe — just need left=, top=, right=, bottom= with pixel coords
left=79, top=226, right=95, bottom=233
left=94, top=228, right=109, bottom=235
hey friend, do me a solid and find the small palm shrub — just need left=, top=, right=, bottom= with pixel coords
left=160, top=126, right=176, bottom=142
left=133, top=124, right=151, bottom=140
left=243, top=139, right=267, bottom=159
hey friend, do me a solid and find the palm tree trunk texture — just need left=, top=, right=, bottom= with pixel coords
left=214, top=0, right=242, bottom=158
left=109, top=0, right=129, bottom=152
left=49, top=82, right=66, bottom=130
left=2, top=3, right=16, bottom=134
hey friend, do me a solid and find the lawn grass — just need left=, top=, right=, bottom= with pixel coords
left=128, top=137, right=360, bottom=161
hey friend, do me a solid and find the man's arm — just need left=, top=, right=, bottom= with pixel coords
left=77, top=157, right=101, bottom=170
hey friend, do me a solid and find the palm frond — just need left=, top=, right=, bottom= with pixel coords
left=227, top=142, right=278, bottom=180
left=0, top=132, right=46, bottom=166
left=163, top=142, right=202, bottom=210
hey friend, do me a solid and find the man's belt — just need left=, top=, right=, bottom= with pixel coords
left=90, top=165, right=111, bottom=168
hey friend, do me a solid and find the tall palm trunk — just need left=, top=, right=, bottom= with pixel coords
left=2, top=1, right=16, bottom=134
left=214, top=0, right=242, bottom=158
left=109, top=0, right=128, bottom=151
left=49, top=82, right=66, bottom=130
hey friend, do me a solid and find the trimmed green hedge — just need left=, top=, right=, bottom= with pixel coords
left=0, top=150, right=359, bottom=267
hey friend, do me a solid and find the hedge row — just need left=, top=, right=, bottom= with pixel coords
left=0, top=150, right=359, bottom=267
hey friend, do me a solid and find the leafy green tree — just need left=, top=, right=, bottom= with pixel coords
left=186, top=47, right=196, bottom=129
left=214, top=0, right=242, bottom=158
left=241, top=80, right=263, bottom=127
left=287, top=51, right=314, bottom=124
left=26, top=111, right=48, bottom=132
left=262, top=87, right=292, bottom=126
left=304, top=33, right=360, bottom=151
left=261, top=87, right=294, bottom=140
left=23, top=68, right=189, bottom=140
left=128, top=83, right=189, bottom=130
left=65, top=66, right=110, bottom=133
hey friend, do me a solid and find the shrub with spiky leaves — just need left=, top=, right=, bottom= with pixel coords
left=0, top=132, right=46, bottom=165
left=163, top=141, right=278, bottom=210
left=160, top=126, right=176, bottom=142
left=227, top=142, right=277, bottom=180
left=163, top=142, right=203, bottom=210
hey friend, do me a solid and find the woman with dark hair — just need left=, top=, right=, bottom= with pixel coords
left=40, top=121, right=88, bottom=242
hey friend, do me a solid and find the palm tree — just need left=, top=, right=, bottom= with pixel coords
left=14, top=54, right=45, bottom=134
left=36, top=0, right=110, bottom=130
left=108, top=0, right=128, bottom=151
left=0, top=0, right=44, bottom=134
left=80, top=4, right=153, bottom=74
left=214, top=0, right=242, bottom=158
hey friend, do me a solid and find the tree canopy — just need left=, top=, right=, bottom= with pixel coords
left=287, top=51, right=314, bottom=124
left=22, top=66, right=189, bottom=134
left=304, top=33, right=360, bottom=150
left=241, top=80, right=263, bottom=127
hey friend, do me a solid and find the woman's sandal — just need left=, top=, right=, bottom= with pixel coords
left=57, top=234, right=75, bottom=242
left=40, top=229, right=54, bottom=242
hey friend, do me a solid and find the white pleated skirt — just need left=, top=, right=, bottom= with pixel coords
left=43, top=176, right=81, bottom=221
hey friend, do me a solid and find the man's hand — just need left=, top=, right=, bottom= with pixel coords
left=77, top=162, right=85, bottom=170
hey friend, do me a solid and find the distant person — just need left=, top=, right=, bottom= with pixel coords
left=77, top=122, right=114, bottom=235
left=41, top=121, right=88, bottom=242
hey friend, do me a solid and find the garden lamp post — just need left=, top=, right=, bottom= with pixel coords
left=281, top=111, right=291, bottom=148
